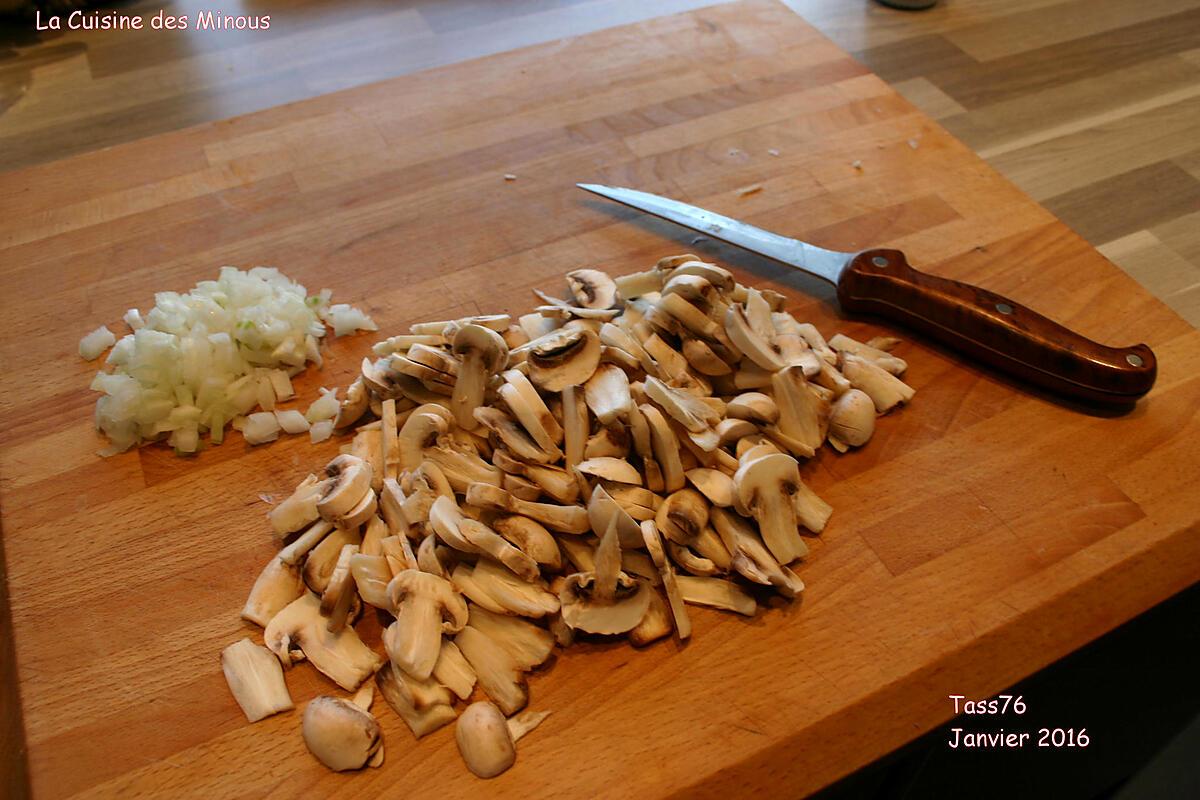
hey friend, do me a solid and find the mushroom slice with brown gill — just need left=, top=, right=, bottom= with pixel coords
left=302, top=695, right=384, bottom=771
left=264, top=592, right=384, bottom=691
left=711, top=507, right=804, bottom=598
left=526, top=327, right=602, bottom=392
left=558, top=518, right=650, bottom=635
left=566, top=268, right=617, bottom=309
left=383, top=569, right=469, bottom=680
left=732, top=453, right=809, bottom=565
left=242, top=557, right=304, bottom=627
left=639, top=520, right=691, bottom=640
left=724, top=303, right=784, bottom=372
left=221, top=638, right=294, bottom=723
left=674, top=575, right=757, bottom=616
left=451, top=324, right=509, bottom=431
left=455, top=625, right=530, bottom=715
left=315, top=454, right=374, bottom=525
left=396, top=410, right=450, bottom=474
left=474, top=406, right=561, bottom=464
left=655, top=488, right=709, bottom=546
left=376, top=663, right=457, bottom=739
left=492, top=515, right=561, bottom=570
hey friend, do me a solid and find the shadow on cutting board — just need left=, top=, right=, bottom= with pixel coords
left=812, top=581, right=1200, bottom=800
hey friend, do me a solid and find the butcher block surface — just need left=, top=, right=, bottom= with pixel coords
left=1, top=1, right=1198, bottom=797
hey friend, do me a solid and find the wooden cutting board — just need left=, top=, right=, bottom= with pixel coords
left=2, top=1, right=1198, bottom=797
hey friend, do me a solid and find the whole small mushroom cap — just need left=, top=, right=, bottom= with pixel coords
left=456, top=701, right=515, bottom=778
left=828, top=388, right=876, bottom=447
left=302, top=696, right=383, bottom=772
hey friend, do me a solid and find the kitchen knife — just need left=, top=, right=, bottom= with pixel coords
left=578, top=183, right=1156, bottom=407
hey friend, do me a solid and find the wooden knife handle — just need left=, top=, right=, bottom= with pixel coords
left=836, top=249, right=1157, bottom=407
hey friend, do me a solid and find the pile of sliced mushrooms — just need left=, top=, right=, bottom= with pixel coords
left=221, top=255, right=915, bottom=778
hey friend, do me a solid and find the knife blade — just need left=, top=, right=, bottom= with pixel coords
left=577, top=183, right=1157, bottom=408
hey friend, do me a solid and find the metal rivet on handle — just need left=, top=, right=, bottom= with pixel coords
left=995, top=302, right=1013, bottom=315
left=871, top=256, right=888, bottom=268
left=1126, top=353, right=1144, bottom=367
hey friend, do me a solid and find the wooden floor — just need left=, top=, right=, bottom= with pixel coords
left=1, top=0, right=1198, bottom=328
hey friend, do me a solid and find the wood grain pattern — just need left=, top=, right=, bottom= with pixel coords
left=1, top=2, right=1199, bottom=798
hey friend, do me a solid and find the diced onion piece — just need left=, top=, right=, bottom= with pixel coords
left=124, top=309, right=144, bottom=330
left=275, top=409, right=311, bottom=434
left=79, top=326, right=116, bottom=361
left=305, top=388, right=340, bottom=423
left=268, top=370, right=294, bottom=400
left=309, top=419, right=334, bottom=443
left=322, top=303, right=378, bottom=337
left=244, top=412, right=281, bottom=445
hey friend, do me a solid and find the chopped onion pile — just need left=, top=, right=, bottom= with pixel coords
left=83, top=267, right=377, bottom=455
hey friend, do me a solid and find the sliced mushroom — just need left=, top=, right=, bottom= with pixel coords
left=711, top=507, right=804, bottom=598
left=455, top=625, right=529, bottom=715
left=576, top=456, right=642, bottom=485
left=724, top=393, right=782, bottom=429
left=655, top=488, right=709, bottom=546
left=221, top=638, right=294, bottom=723
left=335, top=377, right=370, bottom=430
left=725, top=304, right=784, bottom=371
left=302, top=695, right=383, bottom=772
left=376, top=661, right=457, bottom=739
left=316, top=455, right=374, bottom=525
left=493, top=515, right=561, bottom=569
left=303, top=524, right=363, bottom=595
left=640, top=520, right=690, bottom=639
left=450, top=563, right=509, bottom=614
left=640, top=404, right=685, bottom=493
left=560, top=385, right=588, bottom=469
left=674, top=575, right=757, bottom=616
left=429, top=495, right=538, bottom=580
left=732, top=453, right=808, bottom=565
left=319, top=543, right=360, bottom=632
left=841, top=352, right=915, bottom=413
left=269, top=474, right=323, bottom=535
left=350, top=553, right=393, bottom=609
left=566, top=268, right=618, bottom=309
left=583, top=364, right=632, bottom=425
left=433, top=640, right=477, bottom=701
left=383, top=569, right=469, bottom=680
left=830, top=333, right=907, bottom=375
left=771, top=366, right=829, bottom=453
left=456, top=701, right=550, bottom=779
left=629, top=588, right=673, bottom=647
left=278, top=519, right=333, bottom=566
left=469, top=557, right=560, bottom=618
left=467, top=605, right=556, bottom=670
left=558, top=519, right=650, bottom=634
left=499, top=368, right=563, bottom=449
left=451, top=324, right=509, bottom=431
left=643, top=377, right=720, bottom=433
left=264, top=592, right=384, bottom=691
left=397, top=410, right=450, bottom=474
left=586, top=484, right=645, bottom=550
left=466, top=483, right=590, bottom=534
left=242, top=557, right=304, bottom=627
left=474, top=406, right=562, bottom=464
left=526, top=327, right=601, bottom=392
left=493, top=450, right=579, bottom=504
left=425, top=441, right=503, bottom=492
